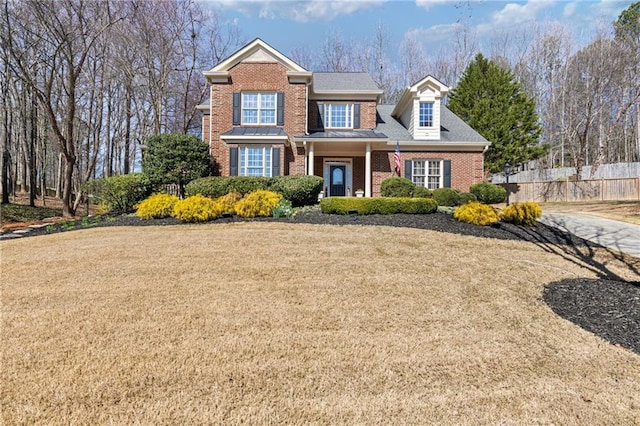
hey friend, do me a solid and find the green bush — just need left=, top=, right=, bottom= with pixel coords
left=185, top=177, right=231, bottom=199
left=432, top=188, right=461, bottom=207
left=135, top=193, right=179, bottom=219
left=380, top=177, right=415, bottom=197
left=83, top=173, right=152, bottom=214
left=453, top=201, right=501, bottom=226
left=235, top=190, right=283, bottom=218
left=469, top=182, right=507, bottom=204
left=268, top=175, right=323, bottom=207
left=412, top=186, right=432, bottom=198
left=172, top=195, right=222, bottom=222
left=320, top=197, right=437, bottom=215
left=272, top=198, right=294, bottom=218
left=501, top=202, right=542, bottom=226
left=457, top=192, right=478, bottom=205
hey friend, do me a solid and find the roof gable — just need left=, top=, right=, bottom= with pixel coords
left=204, top=38, right=311, bottom=83
left=392, top=75, right=450, bottom=117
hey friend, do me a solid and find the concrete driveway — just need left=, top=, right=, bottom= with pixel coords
left=539, top=213, right=640, bottom=258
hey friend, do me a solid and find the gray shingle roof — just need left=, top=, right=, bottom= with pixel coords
left=375, top=104, right=488, bottom=144
left=222, top=127, right=288, bottom=137
left=312, top=73, right=382, bottom=92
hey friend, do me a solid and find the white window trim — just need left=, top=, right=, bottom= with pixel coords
left=239, top=146, right=273, bottom=177
left=411, top=159, right=443, bottom=189
left=324, top=103, right=354, bottom=129
left=241, top=92, right=277, bottom=126
left=419, top=102, right=434, bottom=128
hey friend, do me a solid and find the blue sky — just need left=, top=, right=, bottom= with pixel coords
left=209, top=0, right=633, bottom=62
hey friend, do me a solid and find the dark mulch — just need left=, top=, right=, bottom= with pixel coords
left=5, top=209, right=639, bottom=355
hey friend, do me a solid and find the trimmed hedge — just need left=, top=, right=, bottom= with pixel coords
left=432, top=188, right=461, bottom=207
left=470, top=182, right=506, bottom=204
left=83, top=173, right=152, bottom=214
left=320, top=197, right=438, bottom=215
left=412, top=186, right=432, bottom=198
left=185, top=175, right=323, bottom=207
left=268, top=175, right=323, bottom=207
left=380, top=177, right=414, bottom=197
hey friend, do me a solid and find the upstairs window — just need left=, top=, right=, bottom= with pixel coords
left=242, top=93, right=276, bottom=125
left=419, top=102, right=433, bottom=127
left=324, top=103, right=353, bottom=129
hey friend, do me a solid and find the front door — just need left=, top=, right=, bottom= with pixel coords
left=329, top=165, right=346, bottom=196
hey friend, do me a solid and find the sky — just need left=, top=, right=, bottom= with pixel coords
left=207, top=0, right=634, bottom=64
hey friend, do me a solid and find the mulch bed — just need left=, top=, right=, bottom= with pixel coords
left=5, top=209, right=639, bottom=355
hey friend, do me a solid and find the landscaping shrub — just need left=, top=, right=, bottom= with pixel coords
left=234, top=190, right=283, bottom=218
left=185, top=177, right=231, bottom=199
left=501, top=202, right=542, bottom=226
left=83, top=173, right=152, bottom=214
left=320, top=197, right=437, bottom=215
left=454, top=201, right=501, bottom=226
left=457, top=192, right=478, bottom=205
left=135, top=193, right=179, bottom=219
left=432, top=188, right=461, bottom=207
left=470, top=182, right=506, bottom=204
left=214, top=192, right=243, bottom=215
left=268, top=175, right=323, bottom=207
left=380, top=177, right=415, bottom=197
left=172, top=195, right=222, bottom=222
left=272, top=198, right=294, bottom=218
left=228, top=176, right=270, bottom=195
left=412, top=186, right=432, bottom=198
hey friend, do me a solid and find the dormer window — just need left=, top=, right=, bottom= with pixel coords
left=242, top=92, right=276, bottom=125
left=419, top=102, right=433, bottom=127
left=324, top=103, right=353, bottom=129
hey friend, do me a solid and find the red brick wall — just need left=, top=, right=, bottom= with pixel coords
left=209, top=62, right=307, bottom=176
left=371, top=150, right=485, bottom=197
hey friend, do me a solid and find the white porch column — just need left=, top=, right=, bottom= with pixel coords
left=365, top=143, right=371, bottom=197
left=308, top=142, right=314, bottom=175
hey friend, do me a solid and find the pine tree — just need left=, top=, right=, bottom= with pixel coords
left=447, top=53, right=546, bottom=173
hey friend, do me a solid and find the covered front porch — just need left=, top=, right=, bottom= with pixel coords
left=300, top=138, right=389, bottom=198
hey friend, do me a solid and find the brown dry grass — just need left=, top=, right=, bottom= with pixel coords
left=2, top=223, right=640, bottom=424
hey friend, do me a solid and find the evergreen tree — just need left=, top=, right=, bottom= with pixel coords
left=448, top=53, right=546, bottom=173
left=142, top=134, right=211, bottom=197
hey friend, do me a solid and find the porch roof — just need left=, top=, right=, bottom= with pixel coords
left=297, top=129, right=388, bottom=141
left=222, top=127, right=288, bottom=138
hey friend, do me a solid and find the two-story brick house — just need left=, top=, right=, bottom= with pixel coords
left=199, top=38, right=489, bottom=197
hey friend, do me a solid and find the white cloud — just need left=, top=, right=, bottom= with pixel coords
left=415, top=0, right=455, bottom=12
left=491, top=0, right=555, bottom=26
left=216, top=0, right=386, bottom=22
left=563, top=2, right=577, bottom=18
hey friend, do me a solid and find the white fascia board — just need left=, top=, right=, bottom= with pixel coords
left=211, top=39, right=309, bottom=74
left=387, top=141, right=490, bottom=151
left=203, top=71, right=230, bottom=83
left=294, top=136, right=389, bottom=143
left=287, top=71, right=313, bottom=83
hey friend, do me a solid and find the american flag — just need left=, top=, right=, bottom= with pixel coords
left=394, top=140, right=401, bottom=176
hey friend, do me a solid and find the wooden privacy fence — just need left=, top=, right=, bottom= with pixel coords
left=504, top=177, right=640, bottom=203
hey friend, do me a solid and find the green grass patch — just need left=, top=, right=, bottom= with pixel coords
left=0, top=203, right=63, bottom=224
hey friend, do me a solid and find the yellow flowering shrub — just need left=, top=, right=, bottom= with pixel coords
left=135, top=193, right=179, bottom=219
left=453, top=201, right=501, bottom=226
left=172, top=195, right=222, bottom=222
left=501, top=202, right=542, bottom=226
left=214, top=191, right=243, bottom=215
left=234, top=190, right=283, bottom=218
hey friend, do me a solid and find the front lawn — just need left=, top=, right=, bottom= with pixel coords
left=2, top=223, right=639, bottom=424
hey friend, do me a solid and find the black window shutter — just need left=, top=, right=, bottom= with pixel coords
left=353, top=103, right=360, bottom=129
left=404, top=160, right=412, bottom=180
left=443, top=160, right=451, bottom=188
left=229, top=147, right=238, bottom=176
left=277, top=92, right=285, bottom=126
left=232, top=93, right=241, bottom=125
left=272, top=147, right=280, bottom=176
left=317, top=102, right=324, bottom=129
